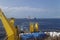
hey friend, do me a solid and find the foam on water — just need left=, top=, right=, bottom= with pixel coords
left=45, top=32, right=60, bottom=37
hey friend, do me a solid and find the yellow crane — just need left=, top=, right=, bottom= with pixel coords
left=0, top=9, right=20, bottom=40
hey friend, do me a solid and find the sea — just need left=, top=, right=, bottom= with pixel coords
left=0, top=18, right=60, bottom=40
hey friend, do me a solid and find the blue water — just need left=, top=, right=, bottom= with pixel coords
left=0, top=18, right=60, bottom=40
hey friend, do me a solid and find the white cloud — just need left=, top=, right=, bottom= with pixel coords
left=0, top=6, right=47, bottom=12
left=0, top=6, right=48, bottom=18
left=0, top=6, right=60, bottom=18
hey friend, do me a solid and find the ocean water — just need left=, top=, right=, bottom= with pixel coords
left=0, top=18, right=60, bottom=40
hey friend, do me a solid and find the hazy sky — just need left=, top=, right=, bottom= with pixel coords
left=0, top=0, right=60, bottom=18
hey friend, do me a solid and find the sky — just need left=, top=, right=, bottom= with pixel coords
left=0, top=0, right=60, bottom=18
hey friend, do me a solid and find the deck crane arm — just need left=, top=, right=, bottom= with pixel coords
left=0, top=9, right=20, bottom=40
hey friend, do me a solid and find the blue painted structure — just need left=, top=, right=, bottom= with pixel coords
left=21, top=32, right=47, bottom=40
